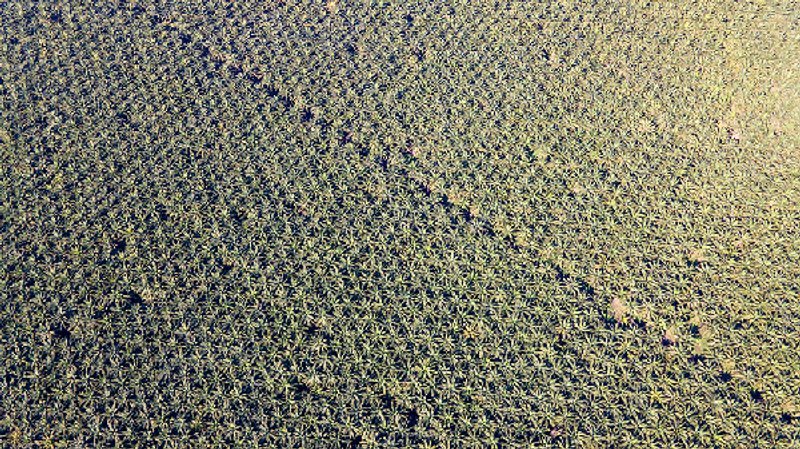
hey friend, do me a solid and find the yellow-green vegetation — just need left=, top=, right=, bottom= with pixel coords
left=1, top=0, right=799, bottom=447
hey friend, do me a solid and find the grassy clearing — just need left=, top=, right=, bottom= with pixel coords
left=1, top=0, right=799, bottom=447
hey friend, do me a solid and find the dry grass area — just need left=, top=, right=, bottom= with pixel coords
left=1, top=1, right=799, bottom=447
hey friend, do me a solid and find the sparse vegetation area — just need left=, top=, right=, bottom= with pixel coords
left=2, top=0, right=799, bottom=447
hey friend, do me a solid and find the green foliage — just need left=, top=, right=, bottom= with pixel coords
left=1, top=0, right=799, bottom=447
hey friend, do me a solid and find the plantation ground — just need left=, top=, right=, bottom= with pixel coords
left=2, top=1, right=800, bottom=447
